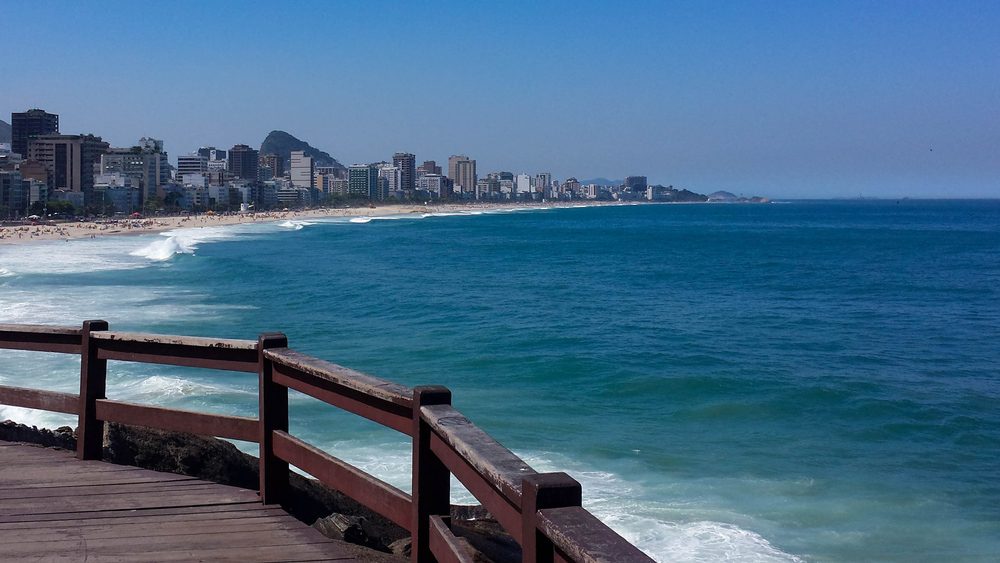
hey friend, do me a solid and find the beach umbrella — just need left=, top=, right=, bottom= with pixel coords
left=131, top=212, right=142, bottom=218
left=27, top=215, right=41, bottom=220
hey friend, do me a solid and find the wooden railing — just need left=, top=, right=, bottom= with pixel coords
left=0, top=321, right=653, bottom=563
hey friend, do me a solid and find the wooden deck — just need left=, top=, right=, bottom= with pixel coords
left=0, top=442, right=358, bottom=562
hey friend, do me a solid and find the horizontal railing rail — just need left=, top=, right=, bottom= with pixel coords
left=0, top=321, right=652, bottom=563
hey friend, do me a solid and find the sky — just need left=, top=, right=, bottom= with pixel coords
left=3, top=0, right=998, bottom=198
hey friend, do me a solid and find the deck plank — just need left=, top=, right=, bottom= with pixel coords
left=0, top=442, right=360, bottom=562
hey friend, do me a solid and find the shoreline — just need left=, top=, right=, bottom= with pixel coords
left=0, top=200, right=629, bottom=246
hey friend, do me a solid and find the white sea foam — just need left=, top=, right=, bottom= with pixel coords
left=112, top=375, right=253, bottom=402
left=349, top=217, right=373, bottom=223
left=270, top=438, right=803, bottom=562
left=514, top=453, right=802, bottom=562
left=0, top=238, right=147, bottom=274
left=129, top=226, right=245, bottom=261
left=278, top=220, right=317, bottom=230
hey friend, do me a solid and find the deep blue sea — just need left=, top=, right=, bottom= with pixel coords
left=2, top=200, right=999, bottom=561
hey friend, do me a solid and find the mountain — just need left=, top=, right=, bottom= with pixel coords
left=259, top=130, right=344, bottom=170
left=0, top=120, right=11, bottom=144
left=578, top=177, right=622, bottom=186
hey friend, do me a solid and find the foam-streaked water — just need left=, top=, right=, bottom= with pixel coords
left=2, top=201, right=998, bottom=562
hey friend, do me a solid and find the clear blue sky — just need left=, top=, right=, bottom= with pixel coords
left=3, top=1, right=998, bottom=198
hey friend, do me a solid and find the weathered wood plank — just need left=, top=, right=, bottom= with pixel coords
left=0, top=323, right=82, bottom=354
left=0, top=502, right=265, bottom=524
left=272, top=359, right=413, bottom=435
left=428, top=429, right=524, bottom=543
left=95, top=399, right=259, bottom=442
left=265, top=348, right=412, bottom=406
left=422, top=404, right=535, bottom=504
left=0, top=385, right=78, bottom=414
left=34, top=543, right=356, bottom=562
left=272, top=430, right=412, bottom=530
left=0, top=530, right=338, bottom=556
left=92, top=330, right=258, bottom=372
left=537, top=506, right=655, bottom=563
left=0, top=472, right=197, bottom=491
left=0, top=515, right=311, bottom=542
left=0, top=489, right=258, bottom=515
left=0, top=479, right=221, bottom=500
left=0, top=508, right=289, bottom=530
left=429, top=515, right=477, bottom=563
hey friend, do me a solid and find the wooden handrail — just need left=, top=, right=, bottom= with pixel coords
left=422, top=403, right=536, bottom=543
left=268, top=349, right=413, bottom=435
left=537, top=506, right=653, bottom=562
left=95, top=399, right=259, bottom=442
left=0, top=324, right=82, bottom=354
left=0, top=322, right=653, bottom=563
left=0, top=385, right=78, bottom=414
left=93, top=331, right=258, bottom=372
left=272, top=430, right=412, bottom=530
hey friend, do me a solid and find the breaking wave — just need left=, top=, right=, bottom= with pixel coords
left=130, top=226, right=243, bottom=261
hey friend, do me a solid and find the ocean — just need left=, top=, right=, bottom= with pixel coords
left=1, top=200, right=998, bottom=562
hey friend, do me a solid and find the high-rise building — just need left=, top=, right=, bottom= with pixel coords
left=260, top=153, right=284, bottom=178
left=392, top=153, right=415, bottom=194
left=378, top=164, right=401, bottom=199
left=99, top=140, right=169, bottom=203
left=624, top=176, right=647, bottom=191
left=0, top=170, right=29, bottom=217
left=348, top=164, right=379, bottom=199
left=197, top=147, right=227, bottom=162
left=27, top=134, right=109, bottom=198
left=177, top=153, right=208, bottom=181
left=515, top=174, right=532, bottom=195
left=448, top=155, right=476, bottom=195
left=535, top=173, right=552, bottom=196
left=228, top=144, right=258, bottom=181
left=290, top=151, right=314, bottom=189
left=418, top=160, right=441, bottom=176
left=416, top=174, right=453, bottom=198
left=11, top=109, right=59, bottom=158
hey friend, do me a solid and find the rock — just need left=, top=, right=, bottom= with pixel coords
left=313, top=513, right=371, bottom=546
left=389, top=537, right=411, bottom=558
left=452, top=518, right=521, bottom=563
left=452, top=504, right=492, bottom=521
left=0, top=420, right=76, bottom=449
left=102, top=423, right=259, bottom=490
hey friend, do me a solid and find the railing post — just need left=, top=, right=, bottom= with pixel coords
left=258, top=332, right=289, bottom=505
left=77, top=319, right=109, bottom=460
left=412, top=385, right=452, bottom=563
left=521, top=472, right=582, bottom=563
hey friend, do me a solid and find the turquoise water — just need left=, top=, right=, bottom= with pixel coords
left=1, top=201, right=998, bottom=561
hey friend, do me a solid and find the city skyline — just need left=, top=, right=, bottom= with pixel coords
left=2, top=1, right=998, bottom=198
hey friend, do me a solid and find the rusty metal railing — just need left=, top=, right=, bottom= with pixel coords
left=0, top=321, right=652, bottom=563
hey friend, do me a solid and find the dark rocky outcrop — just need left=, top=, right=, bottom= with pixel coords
left=0, top=420, right=75, bottom=448
left=259, top=130, right=344, bottom=170
left=1, top=420, right=521, bottom=562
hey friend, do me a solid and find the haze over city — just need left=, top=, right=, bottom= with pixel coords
left=3, top=0, right=998, bottom=198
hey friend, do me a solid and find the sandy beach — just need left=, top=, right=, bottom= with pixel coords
left=0, top=201, right=620, bottom=245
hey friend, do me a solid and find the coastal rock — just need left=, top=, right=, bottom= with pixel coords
left=0, top=420, right=76, bottom=449
left=313, top=513, right=373, bottom=547
left=102, top=423, right=259, bottom=489
left=389, top=537, right=411, bottom=557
